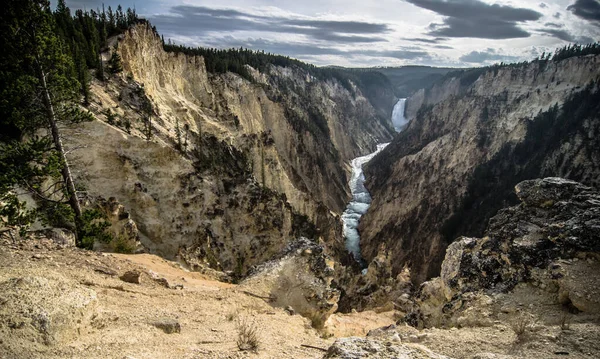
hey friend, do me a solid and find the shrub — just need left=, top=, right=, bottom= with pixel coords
left=235, top=317, right=260, bottom=352
left=510, top=313, right=536, bottom=343
left=80, top=208, right=113, bottom=250
left=559, top=312, right=571, bottom=331
left=111, top=235, right=134, bottom=254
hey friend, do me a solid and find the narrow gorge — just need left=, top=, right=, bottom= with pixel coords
left=341, top=98, right=408, bottom=266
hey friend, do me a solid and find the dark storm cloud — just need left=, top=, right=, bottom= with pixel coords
left=150, top=5, right=390, bottom=44
left=538, top=28, right=595, bottom=43
left=459, top=49, right=520, bottom=63
left=405, top=0, right=543, bottom=39
left=567, top=0, right=600, bottom=24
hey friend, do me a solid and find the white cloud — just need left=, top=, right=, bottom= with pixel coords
left=66, top=0, right=600, bottom=66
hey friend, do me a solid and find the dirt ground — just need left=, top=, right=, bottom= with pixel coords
left=0, top=238, right=391, bottom=359
left=1, top=237, right=599, bottom=359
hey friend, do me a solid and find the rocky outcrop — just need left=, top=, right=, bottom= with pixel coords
left=361, top=54, right=600, bottom=286
left=407, top=178, right=600, bottom=328
left=241, top=238, right=340, bottom=326
left=336, top=245, right=413, bottom=313
left=324, top=336, right=450, bottom=359
left=89, top=196, right=140, bottom=253
left=442, top=178, right=599, bottom=293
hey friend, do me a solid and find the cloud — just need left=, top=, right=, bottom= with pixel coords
left=197, top=36, right=432, bottom=60
left=150, top=5, right=391, bottom=44
left=540, top=2, right=548, bottom=8
left=286, top=19, right=389, bottom=34
left=459, top=49, right=520, bottom=63
left=403, top=37, right=448, bottom=43
left=544, top=22, right=563, bottom=28
left=538, top=28, right=596, bottom=43
left=567, top=0, right=600, bottom=24
left=376, top=50, right=432, bottom=59
left=405, top=0, right=543, bottom=39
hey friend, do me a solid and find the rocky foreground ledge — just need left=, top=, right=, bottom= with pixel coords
left=411, top=177, right=600, bottom=326
left=327, top=177, right=599, bottom=358
left=1, top=178, right=599, bottom=358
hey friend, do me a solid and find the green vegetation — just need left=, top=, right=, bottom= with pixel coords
left=0, top=0, right=137, bottom=247
left=552, top=43, right=600, bottom=62
left=162, top=41, right=393, bottom=99
left=111, top=235, right=135, bottom=254
left=108, top=46, right=123, bottom=73
left=52, top=0, right=139, bottom=87
left=1, top=0, right=90, bottom=242
left=79, top=208, right=113, bottom=249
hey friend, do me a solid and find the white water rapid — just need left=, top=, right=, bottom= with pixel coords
left=341, top=98, right=407, bottom=266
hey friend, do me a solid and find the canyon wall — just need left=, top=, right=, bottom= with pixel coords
left=65, top=24, right=395, bottom=275
left=360, top=54, right=600, bottom=286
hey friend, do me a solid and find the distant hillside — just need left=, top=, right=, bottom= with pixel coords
left=367, top=66, right=456, bottom=97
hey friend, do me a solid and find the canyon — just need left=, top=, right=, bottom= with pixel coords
left=2, top=18, right=600, bottom=359
left=361, top=54, right=600, bottom=286
left=63, top=23, right=397, bottom=279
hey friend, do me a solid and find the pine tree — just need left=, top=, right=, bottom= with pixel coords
left=0, top=0, right=91, bottom=242
left=109, top=46, right=123, bottom=73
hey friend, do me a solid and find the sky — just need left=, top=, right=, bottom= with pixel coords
left=65, top=0, right=600, bottom=67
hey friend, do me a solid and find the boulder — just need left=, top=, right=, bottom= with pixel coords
left=45, top=228, right=76, bottom=247
left=151, top=318, right=181, bottom=334
left=120, top=270, right=142, bottom=284
left=442, top=178, right=600, bottom=297
left=323, top=337, right=451, bottom=359
left=242, top=238, right=339, bottom=327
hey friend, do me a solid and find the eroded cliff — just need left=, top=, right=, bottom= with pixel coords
left=360, top=54, right=600, bottom=286
left=64, top=23, right=395, bottom=277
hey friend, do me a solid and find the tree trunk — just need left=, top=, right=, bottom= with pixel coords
left=38, top=63, right=83, bottom=244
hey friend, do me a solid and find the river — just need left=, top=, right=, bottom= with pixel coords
left=341, top=98, right=407, bottom=266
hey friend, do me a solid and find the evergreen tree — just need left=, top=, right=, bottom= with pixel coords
left=0, top=0, right=91, bottom=242
left=109, top=46, right=123, bottom=73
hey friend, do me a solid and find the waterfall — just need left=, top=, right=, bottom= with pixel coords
left=341, top=98, right=407, bottom=267
left=391, top=98, right=409, bottom=132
